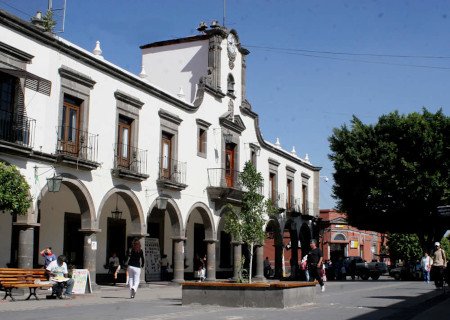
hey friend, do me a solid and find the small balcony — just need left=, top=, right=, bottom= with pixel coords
left=301, top=201, right=315, bottom=220
left=56, top=126, right=100, bottom=170
left=112, top=143, right=149, bottom=181
left=0, top=110, right=35, bottom=155
left=207, top=168, right=244, bottom=204
left=156, top=157, right=187, bottom=191
left=286, top=196, right=302, bottom=216
left=269, top=191, right=285, bottom=213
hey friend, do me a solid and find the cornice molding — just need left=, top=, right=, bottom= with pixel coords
left=59, top=65, right=96, bottom=88
left=0, top=40, right=33, bottom=62
left=196, top=118, right=212, bottom=128
left=114, top=90, right=144, bottom=109
left=158, top=109, right=183, bottom=125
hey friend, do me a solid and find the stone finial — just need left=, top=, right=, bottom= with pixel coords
left=291, top=146, right=297, bottom=156
left=275, top=137, right=281, bottom=149
left=177, top=87, right=186, bottom=101
left=304, top=153, right=310, bottom=163
left=93, top=41, right=103, bottom=57
left=139, top=65, right=147, bottom=78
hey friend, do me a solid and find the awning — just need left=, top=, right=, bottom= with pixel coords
left=0, top=67, right=51, bottom=96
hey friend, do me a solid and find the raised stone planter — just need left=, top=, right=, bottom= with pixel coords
left=182, top=281, right=316, bottom=308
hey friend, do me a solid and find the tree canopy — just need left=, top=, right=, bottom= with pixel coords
left=387, top=233, right=422, bottom=262
left=0, top=162, right=32, bottom=215
left=329, top=109, right=450, bottom=245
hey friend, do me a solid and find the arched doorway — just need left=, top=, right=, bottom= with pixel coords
left=36, top=174, right=95, bottom=269
left=264, top=218, right=283, bottom=279
left=147, top=197, right=184, bottom=282
left=216, top=214, right=233, bottom=279
left=299, top=222, right=312, bottom=258
left=184, top=202, right=215, bottom=280
left=96, top=186, right=145, bottom=284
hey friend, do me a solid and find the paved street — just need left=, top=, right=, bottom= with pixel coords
left=0, top=278, right=448, bottom=320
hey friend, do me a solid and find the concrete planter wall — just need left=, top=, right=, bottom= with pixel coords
left=182, top=281, right=317, bottom=308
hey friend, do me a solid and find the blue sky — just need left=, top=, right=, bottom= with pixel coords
left=2, top=0, right=450, bottom=209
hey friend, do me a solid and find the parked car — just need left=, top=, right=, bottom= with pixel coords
left=389, top=262, right=423, bottom=281
left=343, top=256, right=388, bottom=280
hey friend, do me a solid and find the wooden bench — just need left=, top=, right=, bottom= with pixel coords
left=0, top=268, right=53, bottom=301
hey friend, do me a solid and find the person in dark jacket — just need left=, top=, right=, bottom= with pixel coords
left=307, top=239, right=325, bottom=292
left=126, top=238, right=145, bottom=298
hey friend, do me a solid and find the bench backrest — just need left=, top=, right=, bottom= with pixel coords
left=0, top=268, right=48, bottom=286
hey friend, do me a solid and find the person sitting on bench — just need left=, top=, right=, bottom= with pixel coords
left=46, top=255, right=74, bottom=299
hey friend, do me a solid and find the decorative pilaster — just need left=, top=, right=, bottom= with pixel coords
left=16, top=224, right=36, bottom=268
left=204, top=239, right=217, bottom=281
left=208, top=35, right=222, bottom=92
left=253, top=244, right=265, bottom=282
left=172, top=237, right=186, bottom=283
left=231, top=241, right=243, bottom=281
left=79, top=228, right=100, bottom=289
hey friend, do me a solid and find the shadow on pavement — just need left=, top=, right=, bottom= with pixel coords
left=349, top=291, right=449, bottom=320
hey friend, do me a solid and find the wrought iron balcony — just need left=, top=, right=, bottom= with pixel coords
left=56, top=126, right=99, bottom=169
left=207, top=168, right=243, bottom=204
left=112, top=143, right=149, bottom=181
left=269, top=191, right=285, bottom=212
left=286, top=196, right=301, bottom=214
left=157, top=156, right=187, bottom=190
left=0, top=109, right=35, bottom=151
left=301, top=201, right=315, bottom=218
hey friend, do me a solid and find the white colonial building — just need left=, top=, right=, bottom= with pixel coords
left=0, top=10, right=321, bottom=284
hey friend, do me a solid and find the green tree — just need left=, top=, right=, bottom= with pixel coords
left=439, top=236, right=450, bottom=256
left=42, top=9, right=56, bottom=32
left=224, top=161, right=276, bottom=283
left=387, top=233, right=422, bottom=262
left=0, top=162, right=32, bottom=215
left=329, top=109, right=450, bottom=247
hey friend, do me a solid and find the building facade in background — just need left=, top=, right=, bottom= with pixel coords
left=319, top=209, right=386, bottom=263
left=0, top=9, right=321, bottom=283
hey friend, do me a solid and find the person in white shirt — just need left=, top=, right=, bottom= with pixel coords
left=46, top=255, right=75, bottom=299
left=420, top=252, right=432, bottom=283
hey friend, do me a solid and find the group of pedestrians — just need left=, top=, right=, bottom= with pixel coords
left=422, top=242, right=447, bottom=288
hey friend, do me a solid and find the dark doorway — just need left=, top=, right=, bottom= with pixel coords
left=64, top=212, right=83, bottom=268
left=219, top=231, right=232, bottom=268
left=107, top=218, right=126, bottom=264
left=194, top=223, right=206, bottom=260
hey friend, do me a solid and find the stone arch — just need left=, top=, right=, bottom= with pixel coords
left=184, top=202, right=215, bottom=240
left=148, top=196, right=184, bottom=238
left=97, top=185, right=145, bottom=235
left=333, top=233, right=346, bottom=241
left=37, top=173, right=95, bottom=229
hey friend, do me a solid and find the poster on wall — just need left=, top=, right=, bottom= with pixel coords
left=145, top=238, right=161, bottom=282
left=71, top=269, right=92, bottom=294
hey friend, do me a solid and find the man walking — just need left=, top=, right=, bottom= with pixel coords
left=307, top=239, right=325, bottom=292
left=431, top=242, right=447, bottom=289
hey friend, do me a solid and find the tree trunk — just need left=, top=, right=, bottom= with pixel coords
left=249, top=242, right=254, bottom=284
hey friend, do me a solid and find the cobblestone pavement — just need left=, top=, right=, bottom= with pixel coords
left=0, top=278, right=448, bottom=320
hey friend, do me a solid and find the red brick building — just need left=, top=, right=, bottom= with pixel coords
left=319, top=209, right=386, bottom=263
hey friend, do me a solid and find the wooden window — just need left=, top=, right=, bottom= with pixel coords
left=269, top=173, right=276, bottom=202
left=161, top=132, right=172, bottom=179
left=287, top=179, right=293, bottom=209
left=60, top=95, right=81, bottom=156
left=198, top=127, right=207, bottom=155
left=0, top=72, right=16, bottom=113
left=302, top=184, right=308, bottom=213
left=117, top=116, right=132, bottom=168
left=225, top=144, right=235, bottom=187
left=250, top=149, right=257, bottom=167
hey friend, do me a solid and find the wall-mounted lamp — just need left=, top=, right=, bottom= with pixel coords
left=156, top=196, right=169, bottom=210
left=46, top=174, right=63, bottom=192
left=111, top=194, right=123, bottom=220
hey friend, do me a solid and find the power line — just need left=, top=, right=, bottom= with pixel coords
left=246, top=45, right=450, bottom=71
left=0, top=1, right=33, bottom=18
left=246, top=44, right=450, bottom=60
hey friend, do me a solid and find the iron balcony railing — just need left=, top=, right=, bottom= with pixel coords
left=157, top=156, right=187, bottom=185
left=56, top=126, right=98, bottom=162
left=286, top=196, right=302, bottom=212
left=269, top=191, right=285, bottom=209
left=302, top=201, right=314, bottom=216
left=114, top=143, right=148, bottom=175
left=207, top=168, right=242, bottom=190
left=0, top=109, right=35, bottom=148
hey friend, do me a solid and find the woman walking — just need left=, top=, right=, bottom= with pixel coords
left=126, top=238, right=145, bottom=298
